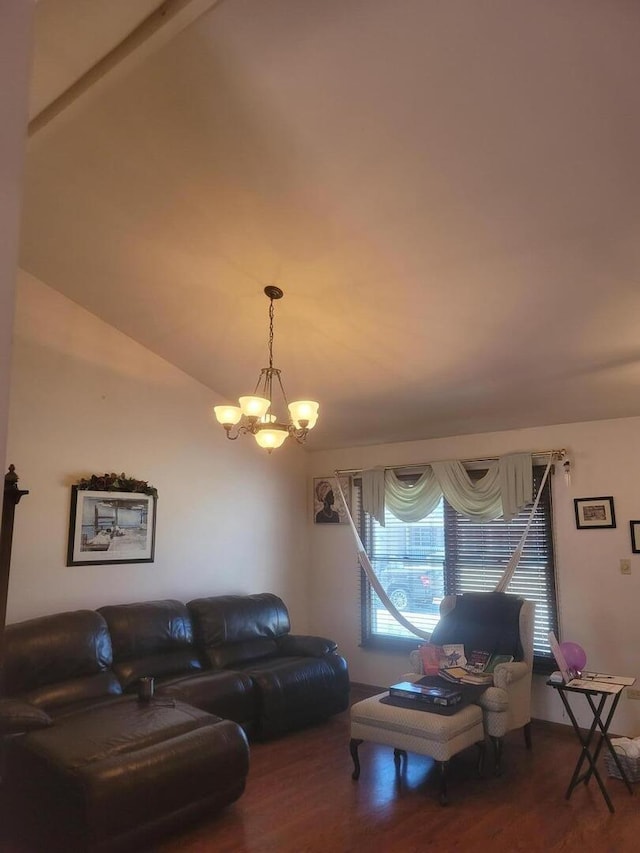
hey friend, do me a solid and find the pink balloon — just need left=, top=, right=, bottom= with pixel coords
left=560, top=641, right=587, bottom=672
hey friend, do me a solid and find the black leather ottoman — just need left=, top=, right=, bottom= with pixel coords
left=4, top=696, right=249, bottom=852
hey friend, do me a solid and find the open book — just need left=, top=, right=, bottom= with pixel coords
left=565, top=673, right=636, bottom=693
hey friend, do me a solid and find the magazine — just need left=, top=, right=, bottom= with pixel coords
left=440, top=666, right=471, bottom=683
left=484, top=654, right=514, bottom=673
left=467, top=649, right=491, bottom=672
left=419, top=643, right=466, bottom=675
left=440, top=650, right=514, bottom=685
left=459, top=671, right=494, bottom=686
left=440, top=644, right=467, bottom=668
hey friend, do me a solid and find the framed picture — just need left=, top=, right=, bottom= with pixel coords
left=573, top=496, right=616, bottom=530
left=313, top=476, right=351, bottom=524
left=630, top=521, right=640, bottom=554
left=67, top=487, right=157, bottom=565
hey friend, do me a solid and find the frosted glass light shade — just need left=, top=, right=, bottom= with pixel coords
left=254, top=427, right=289, bottom=450
left=288, top=400, right=319, bottom=429
left=239, top=396, right=270, bottom=418
left=214, top=405, right=242, bottom=426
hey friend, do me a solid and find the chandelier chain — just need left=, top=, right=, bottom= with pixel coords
left=268, top=298, right=275, bottom=370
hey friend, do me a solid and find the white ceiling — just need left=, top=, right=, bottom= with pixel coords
left=20, top=0, right=640, bottom=450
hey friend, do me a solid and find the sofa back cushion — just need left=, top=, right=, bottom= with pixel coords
left=4, top=610, right=122, bottom=710
left=188, top=593, right=290, bottom=668
left=97, top=599, right=201, bottom=690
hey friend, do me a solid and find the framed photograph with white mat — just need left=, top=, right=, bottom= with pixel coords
left=573, top=496, right=616, bottom=530
left=67, top=487, right=157, bottom=565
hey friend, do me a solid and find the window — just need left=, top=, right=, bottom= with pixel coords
left=358, top=466, right=558, bottom=672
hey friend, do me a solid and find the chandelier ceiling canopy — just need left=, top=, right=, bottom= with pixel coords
left=214, top=286, right=319, bottom=452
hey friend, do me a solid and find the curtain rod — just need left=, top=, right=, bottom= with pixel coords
left=334, top=448, right=566, bottom=477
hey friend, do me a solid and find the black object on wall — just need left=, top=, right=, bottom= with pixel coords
left=0, top=465, right=29, bottom=696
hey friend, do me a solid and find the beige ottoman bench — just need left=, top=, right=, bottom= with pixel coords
left=350, top=692, right=485, bottom=804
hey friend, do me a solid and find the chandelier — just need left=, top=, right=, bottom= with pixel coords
left=214, top=286, right=319, bottom=451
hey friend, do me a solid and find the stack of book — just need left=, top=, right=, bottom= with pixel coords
left=440, top=667, right=494, bottom=686
left=388, top=681, right=463, bottom=708
left=420, top=642, right=513, bottom=686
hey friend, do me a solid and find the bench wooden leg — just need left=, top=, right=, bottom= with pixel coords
left=437, top=761, right=449, bottom=806
left=350, top=738, right=363, bottom=780
left=393, top=748, right=407, bottom=772
left=524, top=722, right=532, bottom=750
left=490, top=736, right=503, bottom=776
left=476, top=739, right=486, bottom=777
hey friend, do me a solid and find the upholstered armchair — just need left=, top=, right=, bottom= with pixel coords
left=406, top=592, right=535, bottom=774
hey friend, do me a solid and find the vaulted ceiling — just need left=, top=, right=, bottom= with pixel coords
left=20, top=0, right=640, bottom=450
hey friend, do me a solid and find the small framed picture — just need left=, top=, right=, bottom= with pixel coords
left=313, top=476, right=351, bottom=524
left=574, top=496, right=616, bottom=530
left=630, top=521, right=640, bottom=554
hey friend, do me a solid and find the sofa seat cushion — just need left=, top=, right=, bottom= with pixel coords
left=236, top=654, right=350, bottom=738
left=155, top=669, right=257, bottom=728
left=4, top=697, right=250, bottom=852
left=14, top=697, right=221, bottom=767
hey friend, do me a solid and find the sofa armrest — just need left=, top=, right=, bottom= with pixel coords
left=276, top=634, right=338, bottom=657
left=492, top=660, right=529, bottom=689
left=0, top=698, right=53, bottom=736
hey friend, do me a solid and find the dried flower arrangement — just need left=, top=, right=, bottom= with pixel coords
left=76, top=473, right=158, bottom=498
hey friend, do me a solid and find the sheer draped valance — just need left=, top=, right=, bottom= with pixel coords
left=362, top=452, right=532, bottom=526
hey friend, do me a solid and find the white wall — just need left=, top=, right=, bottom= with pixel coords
left=6, top=272, right=309, bottom=629
left=308, top=419, right=640, bottom=735
left=0, top=2, right=33, bottom=475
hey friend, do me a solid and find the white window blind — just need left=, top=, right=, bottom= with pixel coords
left=358, top=466, right=559, bottom=669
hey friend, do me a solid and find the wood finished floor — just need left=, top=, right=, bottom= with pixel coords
left=2, top=685, right=638, bottom=852
left=150, top=685, right=640, bottom=853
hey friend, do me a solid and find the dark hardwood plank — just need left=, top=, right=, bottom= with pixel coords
left=2, top=685, right=636, bottom=851
left=150, top=685, right=640, bottom=853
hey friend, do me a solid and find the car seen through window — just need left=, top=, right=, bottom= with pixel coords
left=377, top=563, right=445, bottom=611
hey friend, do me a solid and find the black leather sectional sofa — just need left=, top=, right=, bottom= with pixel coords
left=0, top=593, right=350, bottom=852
